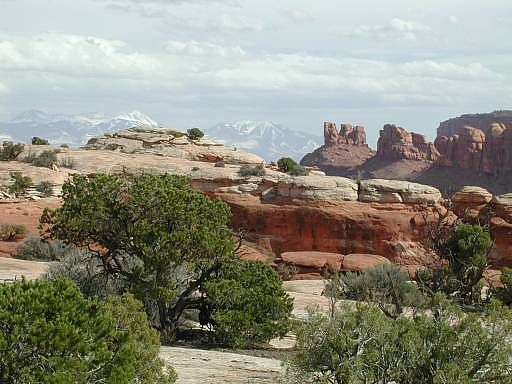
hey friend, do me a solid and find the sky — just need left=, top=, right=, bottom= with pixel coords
left=0, top=0, right=511, bottom=145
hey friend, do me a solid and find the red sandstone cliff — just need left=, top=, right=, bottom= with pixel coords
left=301, top=122, right=375, bottom=171
left=377, top=124, right=439, bottom=162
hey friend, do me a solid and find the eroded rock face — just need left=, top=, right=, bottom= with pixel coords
left=377, top=124, right=439, bottom=162
left=86, top=127, right=264, bottom=165
left=301, top=122, right=375, bottom=171
left=436, top=112, right=512, bottom=174
left=452, top=186, right=492, bottom=218
left=324, top=122, right=367, bottom=146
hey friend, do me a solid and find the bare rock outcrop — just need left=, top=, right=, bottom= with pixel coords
left=301, top=122, right=375, bottom=171
left=377, top=124, right=439, bottom=162
left=436, top=112, right=512, bottom=174
left=359, top=179, right=442, bottom=204
left=86, top=127, right=264, bottom=165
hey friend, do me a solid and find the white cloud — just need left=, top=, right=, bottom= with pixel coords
left=347, top=18, right=431, bottom=41
left=0, top=81, right=8, bottom=94
left=279, top=8, right=315, bottom=22
left=0, top=33, right=160, bottom=77
left=165, top=40, right=246, bottom=57
left=0, top=32, right=508, bottom=114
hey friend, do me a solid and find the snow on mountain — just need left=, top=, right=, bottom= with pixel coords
left=0, top=110, right=160, bottom=146
left=205, top=121, right=321, bottom=161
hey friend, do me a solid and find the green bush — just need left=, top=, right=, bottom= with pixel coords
left=187, top=127, right=204, bottom=141
left=326, top=264, right=425, bottom=318
left=59, top=156, right=76, bottom=169
left=277, top=157, right=308, bottom=176
left=284, top=296, right=512, bottom=384
left=203, top=259, right=293, bottom=348
left=8, top=172, right=32, bottom=195
left=0, top=278, right=176, bottom=383
left=41, top=173, right=292, bottom=344
left=15, top=237, right=69, bottom=261
left=0, top=141, right=24, bottom=161
left=418, top=223, right=493, bottom=306
left=31, top=136, right=49, bottom=145
left=277, top=157, right=297, bottom=173
left=31, top=150, right=58, bottom=168
left=238, top=163, right=266, bottom=177
left=0, top=224, right=27, bottom=241
left=36, top=181, right=54, bottom=197
left=288, top=165, right=308, bottom=176
left=40, top=173, right=235, bottom=341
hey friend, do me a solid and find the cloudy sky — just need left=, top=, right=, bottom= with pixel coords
left=0, top=0, right=511, bottom=144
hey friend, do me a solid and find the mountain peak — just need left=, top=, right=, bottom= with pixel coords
left=206, top=120, right=321, bottom=161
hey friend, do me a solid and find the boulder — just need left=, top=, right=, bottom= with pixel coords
left=273, top=175, right=358, bottom=201
left=280, top=251, right=343, bottom=272
left=452, top=186, right=492, bottom=218
left=341, top=254, right=391, bottom=272
left=359, top=179, right=442, bottom=204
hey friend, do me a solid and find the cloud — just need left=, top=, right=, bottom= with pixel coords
left=165, top=40, right=246, bottom=57
left=346, top=18, right=430, bottom=41
left=0, top=33, right=159, bottom=77
left=279, top=8, right=315, bottom=22
left=0, top=32, right=507, bottom=112
left=0, top=81, right=8, bottom=94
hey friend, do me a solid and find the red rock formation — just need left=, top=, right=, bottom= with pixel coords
left=377, top=124, right=439, bottom=162
left=324, top=122, right=367, bottom=146
left=301, top=122, right=374, bottom=171
left=219, top=193, right=440, bottom=267
left=436, top=112, right=512, bottom=174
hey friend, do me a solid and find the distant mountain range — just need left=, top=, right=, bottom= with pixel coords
left=0, top=110, right=159, bottom=146
left=205, top=121, right=321, bottom=161
left=0, top=111, right=320, bottom=161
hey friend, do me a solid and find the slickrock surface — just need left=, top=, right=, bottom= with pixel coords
left=159, top=347, right=282, bottom=384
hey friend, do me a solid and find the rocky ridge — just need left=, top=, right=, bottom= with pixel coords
left=0, top=127, right=511, bottom=279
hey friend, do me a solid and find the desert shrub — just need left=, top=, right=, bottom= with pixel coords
left=36, top=181, right=54, bottom=197
left=0, top=141, right=24, bottom=161
left=214, top=160, right=226, bottom=168
left=59, top=156, right=76, bottom=169
left=0, top=278, right=176, bottom=383
left=418, top=223, right=493, bottom=306
left=203, top=259, right=293, bottom=348
left=288, top=165, right=308, bottom=176
left=284, top=295, right=512, bottom=384
left=277, top=157, right=308, bottom=176
left=326, top=264, right=425, bottom=318
left=238, top=163, right=266, bottom=177
left=15, top=237, right=69, bottom=261
left=8, top=172, right=32, bottom=195
left=45, top=247, right=127, bottom=298
left=276, top=263, right=299, bottom=281
left=60, top=143, right=69, bottom=149
left=31, top=149, right=58, bottom=168
left=187, top=127, right=204, bottom=141
left=191, top=166, right=200, bottom=171
left=31, top=136, right=49, bottom=145
left=0, top=224, right=27, bottom=241
left=277, top=157, right=297, bottom=173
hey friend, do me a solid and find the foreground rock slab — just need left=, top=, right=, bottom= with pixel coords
left=159, top=347, right=282, bottom=384
left=0, top=257, right=49, bottom=282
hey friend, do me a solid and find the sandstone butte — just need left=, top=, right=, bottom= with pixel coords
left=300, top=111, right=512, bottom=196
left=0, top=127, right=510, bottom=282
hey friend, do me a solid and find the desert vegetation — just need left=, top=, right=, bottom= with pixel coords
left=0, top=141, right=24, bottom=161
left=277, top=157, right=308, bottom=176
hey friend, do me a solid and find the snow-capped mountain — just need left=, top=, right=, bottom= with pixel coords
left=206, top=121, right=321, bottom=161
left=0, top=110, right=159, bottom=145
